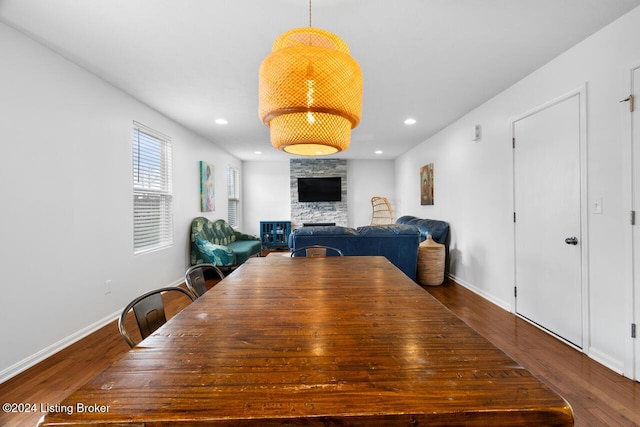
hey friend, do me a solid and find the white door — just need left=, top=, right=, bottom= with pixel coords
left=513, top=92, right=584, bottom=348
left=632, top=66, right=640, bottom=381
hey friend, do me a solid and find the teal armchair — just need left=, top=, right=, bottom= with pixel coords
left=190, top=217, right=262, bottom=267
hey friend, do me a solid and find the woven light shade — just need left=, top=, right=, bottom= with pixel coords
left=259, top=27, right=362, bottom=156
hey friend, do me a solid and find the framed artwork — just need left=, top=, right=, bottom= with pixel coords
left=200, top=161, right=215, bottom=212
left=420, top=163, right=434, bottom=206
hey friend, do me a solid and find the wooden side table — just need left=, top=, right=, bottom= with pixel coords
left=417, top=235, right=445, bottom=286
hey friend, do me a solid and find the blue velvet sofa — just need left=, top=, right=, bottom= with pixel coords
left=396, top=215, right=450, bottom=271
left=288, top=224, right=421, bottom=280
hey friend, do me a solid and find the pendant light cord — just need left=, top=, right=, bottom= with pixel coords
left=309, top=0, right=312, bottom=27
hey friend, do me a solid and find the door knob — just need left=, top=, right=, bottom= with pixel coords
left=565, top=237, right=578, bottom=245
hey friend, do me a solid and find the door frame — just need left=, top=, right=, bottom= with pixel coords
left=623, top=62, right=640, bottom=381
left=510, top=85, right=590, bottom=353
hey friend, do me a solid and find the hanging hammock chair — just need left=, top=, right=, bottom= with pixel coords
left=370, top=196, right=393, bottom=225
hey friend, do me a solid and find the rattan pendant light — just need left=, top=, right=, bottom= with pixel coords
left=258, top=1, right=362, bottom=156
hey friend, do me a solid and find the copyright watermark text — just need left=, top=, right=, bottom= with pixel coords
left=3, top=402, right=110, bottom=415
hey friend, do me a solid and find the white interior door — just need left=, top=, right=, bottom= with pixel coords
left=632, top=66, right=640, bottom=381
left=513, top=92, right=583, bottom=348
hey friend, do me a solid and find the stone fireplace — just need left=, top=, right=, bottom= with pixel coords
left=290, top=159, right=347, bottom=229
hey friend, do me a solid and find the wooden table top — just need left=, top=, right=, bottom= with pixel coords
left=42, top=256, right=573, bottom=426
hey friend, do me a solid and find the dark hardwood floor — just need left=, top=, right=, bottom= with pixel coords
left=1, top=276, right=638, bottom=426
left=425, top=278, right=640, bottom=426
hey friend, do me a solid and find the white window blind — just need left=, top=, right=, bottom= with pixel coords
left=227, top=167, right=239, bottom=228
left=132, top=122, right=173, bottom=254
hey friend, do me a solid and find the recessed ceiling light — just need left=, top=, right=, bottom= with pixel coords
left=254, top=151, right=262, bottom=155
left=404, top=118, right=417, bottom=125
left=215, top=118, right=228, bottom=125
left=375, top=150, right=383, bottom=155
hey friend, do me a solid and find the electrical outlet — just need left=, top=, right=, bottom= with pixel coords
left=105, top=279, right=112, bottom=295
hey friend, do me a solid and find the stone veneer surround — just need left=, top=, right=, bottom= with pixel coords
left=290, top=159, right=347, bottom=229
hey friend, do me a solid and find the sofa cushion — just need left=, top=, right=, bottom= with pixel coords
left=396, top=216, right=449, bottom=244
left=210, top=219, right=236, bottom=244
left=356, top=224, right=420, bottom=236
left=228, top=240, right=263, bottom=264
left=289, top=226, right=358, bottom=255
left=290, top=225, right=357, bottom=236
left=287, top=226, right=357, bottom=248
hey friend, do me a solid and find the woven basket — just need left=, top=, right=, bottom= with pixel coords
left=417, top=235, right=445, bottom=286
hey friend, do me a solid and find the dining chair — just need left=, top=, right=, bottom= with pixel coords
left=118, top=286, right=196, bottom=348
left=185, top=263, right=225, bottom=298
left=290, top=245, right=344, bottom=257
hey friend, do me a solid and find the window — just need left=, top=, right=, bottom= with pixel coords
left=227, top=167, right=239, bottom=228
left=132, top=121, right=173, bottom=254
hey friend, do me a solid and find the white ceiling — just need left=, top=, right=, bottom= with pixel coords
left=2, top=0, right=639, bottom=160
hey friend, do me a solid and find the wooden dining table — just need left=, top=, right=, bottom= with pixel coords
left=41, top=255, right=573, bottom=426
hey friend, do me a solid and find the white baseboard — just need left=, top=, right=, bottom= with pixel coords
left=0, top=277, right=186, bottom=384
left=0, top=309, right=120, bottom=384
left=446, top=273, right=512, bottom=312
left=588, top=346, right=625, bottom=375
left=446, top=274, right=632, bottom=380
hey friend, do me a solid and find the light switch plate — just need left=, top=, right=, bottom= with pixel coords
left=593, top=197, right=603, bottom=214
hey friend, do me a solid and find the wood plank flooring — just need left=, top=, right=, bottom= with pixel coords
left=424, top=278, right=640, bottom=426
left=1, top=276, right=638, bottom=426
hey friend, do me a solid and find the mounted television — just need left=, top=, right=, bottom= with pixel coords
left=297, top=177, right=342, bottom=202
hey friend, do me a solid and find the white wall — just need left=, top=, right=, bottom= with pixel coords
left=0, top=22, right=241, bottom=381
left=347, top=160, right=396, bottom=226
left=395, top=7, right=640, bottom=378
left=242, top=160, right=292, bottom=237
left=243, top=159, right=395, bottom=236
